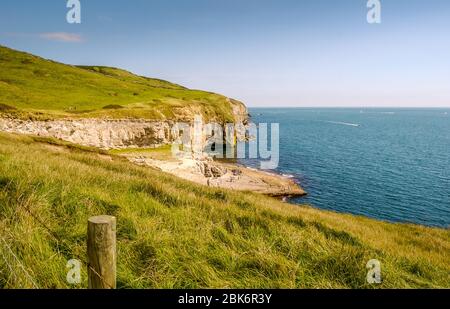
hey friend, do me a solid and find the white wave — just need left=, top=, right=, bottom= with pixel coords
left=324, top=121, right=360, bottom=127
left=282, top=173, right=295, bottom=179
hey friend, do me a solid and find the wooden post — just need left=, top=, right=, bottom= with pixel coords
left=87, top=215, right=116, bottom=289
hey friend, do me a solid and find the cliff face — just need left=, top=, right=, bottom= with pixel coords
left=228, top=98, right=250, bottom=125
left=0, top=118, right=172, bottom=149
left=0, top=100, right=249, bottom=150
left=0, top=45, right=251, bottom=150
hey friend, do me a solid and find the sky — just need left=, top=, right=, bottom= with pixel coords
left=0, top=0, right=449, bottom=107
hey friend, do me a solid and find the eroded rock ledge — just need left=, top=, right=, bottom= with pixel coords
left=0, top=118, right=173, bottom=149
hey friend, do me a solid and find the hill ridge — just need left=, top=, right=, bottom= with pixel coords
left=0, top=45, right=246, bottom=122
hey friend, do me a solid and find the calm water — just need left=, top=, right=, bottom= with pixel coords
left=240, top=108, right=450, bottom=228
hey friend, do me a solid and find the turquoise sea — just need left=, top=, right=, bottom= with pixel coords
left=240, top=108, right=450, bottom=228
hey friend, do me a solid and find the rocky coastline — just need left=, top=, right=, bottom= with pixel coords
left=0, top=103, right=306, bottom=198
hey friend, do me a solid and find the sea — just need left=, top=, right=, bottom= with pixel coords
left=239, top=108, right=450, bottom=228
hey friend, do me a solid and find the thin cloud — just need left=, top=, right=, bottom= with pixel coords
left=39, top=32, right=83, bottom=43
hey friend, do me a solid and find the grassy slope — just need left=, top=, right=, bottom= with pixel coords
left=0, top=132, right=448, bottom=288
left=0, top=45, right=236, bottom=122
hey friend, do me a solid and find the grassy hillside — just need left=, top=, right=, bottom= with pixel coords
left=0, top=132, right=448, bottom=288
left=0, top=45, right=237, bottom=121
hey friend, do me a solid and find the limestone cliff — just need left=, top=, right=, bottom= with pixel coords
left=228, top=98, right=249, bottom=125
left=0, top=118, right=172, bottom=149
left=0, top=100, right=249, bottom=150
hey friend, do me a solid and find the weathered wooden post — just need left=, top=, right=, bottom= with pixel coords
left=87, top=215, right=116, bottom=289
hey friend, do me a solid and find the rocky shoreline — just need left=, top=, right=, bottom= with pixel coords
left=126, top=154, right=306, bottom=198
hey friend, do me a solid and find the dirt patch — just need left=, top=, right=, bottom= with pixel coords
left=41, top=144, right=69, bottom=153
left=102, top=104, right=124, bottom=110
left=0, top=104, right=16, bottom=111
left=97, top=153, right=113, bottom=161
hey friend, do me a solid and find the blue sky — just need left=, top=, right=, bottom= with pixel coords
left=1, top=0, right=449, bottom=107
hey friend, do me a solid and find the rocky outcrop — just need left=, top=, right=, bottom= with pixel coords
left=127, top=154, right=306, bottom=197
left=198, top=160, right=227, bottom=178
left=0, top=118, right=173, bottom=149
left=228, top=98, right=249, bottom=125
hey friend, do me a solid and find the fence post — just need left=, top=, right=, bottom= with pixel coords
left=87, top=215, right=116, bottom=289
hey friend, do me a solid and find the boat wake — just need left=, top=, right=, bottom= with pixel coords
left=324, top=121, right=360, bottom=127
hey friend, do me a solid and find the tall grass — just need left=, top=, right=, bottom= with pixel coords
left=0, top=132, right=448, bottom=288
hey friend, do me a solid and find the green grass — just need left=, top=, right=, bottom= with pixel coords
left=0, top=45, right=239, bottom=122
left=0, top=132, right=448, bottom=289
left=109, top=145, right=174, bottom=161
